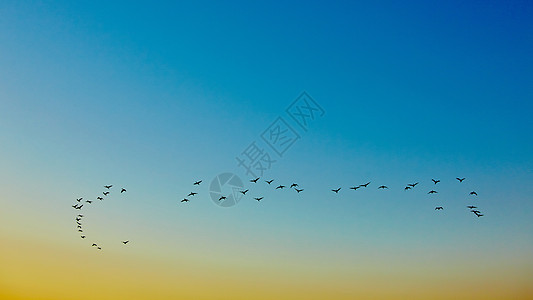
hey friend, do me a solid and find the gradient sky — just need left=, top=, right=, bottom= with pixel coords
left=1, top=1, right=532, bottom=299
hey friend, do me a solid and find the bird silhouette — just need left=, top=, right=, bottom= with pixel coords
left=77, top=225, right=82, bottom=229
left=86, top=200, right=92, bottom=204
left=470, top=191, right=477, bottom=196
left=76, top=198, right=83, bottom=202
left=276, top=185, right=286, bottom=189
left=181, top=198, right=189, bottom=203
left=471, top=210, right=481, bottom=214
left=467, top=206, right=477, bottom=209
left=408, top=183, right=419, bottom=187
left=78, top=229, right=83, bottom=232
left=404, top=186, right=412, bottom=191
left=331, top=188, right=341, bottom=193
left=76, top=217, right=81, bottom=221
left=359, top=182, right=371, bottom=188
left=432, top=179, right=440, bottom=185
left=218, top=196, right=227, bottom=201
left=456, top=177, right=465, bottom=182
left=350, top=186, right=360, bottom=190
left=78, top=214, right=83, bottom=217
left=103, top=192, right=109, bottom=196
left=240, top=189, right=249, bottom=195
left=81, top=236, right=86, bottom=238
left=435, top=207, right=443, bottom=210
left=122, top=241, right=129, bottom=244
left=265, top=179, right=274, bottom=184
left=97, top=197, right=104, bottom=201
left=250, top=177, right=260, bottom=183
left=104, top=185, right=113, bottom=189
left=92, top=244, right=97, bottom=247
left=378, top=185, right=388, bottom=189
left=188, top=192, right=197, bottom=197
left=194, top=180, right=202, bottom=185
left=72, top=205, right=78, bottom=209
left=295, top=188, right=304, bottom=193
left=97, top=247, right=102, bottom=250
left=428, top=190, right=438, bottom=194
left=75, top=204, right=83, bottom=210
left=121, top=188, right=126, bottom=193
left=254, top=197, right=263, bottom=201
left=290, top=183, right=298, bottom=188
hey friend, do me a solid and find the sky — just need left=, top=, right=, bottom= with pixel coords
left=1, top=1, right=532, bottom=299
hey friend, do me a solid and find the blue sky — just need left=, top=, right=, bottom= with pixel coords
left=1, top=1, right=532, bottom=299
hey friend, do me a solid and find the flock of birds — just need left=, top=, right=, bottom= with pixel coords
left=179, top=177, right=485, bottom=218
left=72, top=185, right=130, bottom=251
left=73, top=176, right=484, bottom=250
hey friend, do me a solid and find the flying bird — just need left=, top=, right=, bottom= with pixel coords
left=218, top=196, right=227, bottom=201
left=104, top=185, right=113, bottom=189
left=408, top=183, right=419, bottom=187
left=265, top=179, right=274, bottom=184
left=92, top=244, right=97, bottom=247
left=75, top=205, right=83, bottom=210
left=121, top=188, right=126, bottom=193
left=188, top=192, right=198, bottom=197
left=86, top=200, right=92, bottom=204
left=97, top=197, right=104, bottom=201
left=470, top=191, right=478, bottom=196
left=467, top=206, right=477, bottom=209
left=250, top=177, right=260, bottom=183
left=97, top=247, right=102, bottom=250
left=456, top=177, right=465, bottom=182
left=435, top=207, right=443, bottom=210
left=276, top=185, right=286, bottom=189
left=77, top=225, right=82, bottom=229
left=78, top=214, right=83, bottom=217
left=81, top=236, right=86, bottom=238
left=404, top=186, right=412, bottom=191
left=331, top=188, right=341, bottom=193
left=193, top=180, right=202, bottom=185
left=240, top=189, right=249, bottom=195
left=378, top=185, right=388, bottom=189
left=76, top=218, right=81, bottom=221
left=350, top=186, right=360, bottom=190
left=359, top=182, right=371, bottom=188
left=290, top=183, right=299, bottom=188
left=254, top=197, right=263, bottom=201
left=76, top=198, right=83, bottom=202
left=295, top=188, right=304, bottom=193
left=428, top=190, right=438, bottom=194
left=122, top=241, right=129, bottom=244
left=471, top=210, right=481, bottom=214
left=103, top=192, right=109, bottom=196
left=432, top=179, right=440, bottom=185
left=181, top=198, right=189, bottom=203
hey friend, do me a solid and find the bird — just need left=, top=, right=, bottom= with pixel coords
left=76, top=217, right=81, bottom=221
left=254, top=197, right=263, bottom=201
left=104, top=185, right=113, bottom=189
left=350, top=186, right=360, bottom=190
left=404, top=186, right=412, bottom=191
left=78, top=230, right=83, bottom=232
left=78, top=214, right=83, bottom=217
left=92, top=243, right=97, bottom=247
left=77, top=225, right=82, bottom=229
left=75, top=205, right=83, bottom=210
left=456, top=177, right=466, bottom=183
left=470, top=191, right=478, bottom=196
left=188, top=192, right=198, bottom=197
left=408, top=182, right=419, bottom=187
left=181, top=198, right=189, bottom=203
left=240, top=189, right=249, bottom=195
left=471, top=210, right=481, bottom=214
left=86, top=200, right=92, bottom=204
left=121, top=188, right=126, bottom=193
left=81, top=236, right=86, bottom=238
left=97, top=197, right=104, bottom=201
left=76, top=198, right=83, bottom=202
left=290, top=183, right=299, bottom=188
left=97, top=247, right=102, bottom=250
left=467, top=206, right=477, bottom=209
left=265, top=179, right=274, bottom=184
left=72, top=205, right=78, bottom=209
left=432, top=179, right=440, bottom=185
left=193, top=180, right=202, bottom=185
left=435, top=207, right=443, bottom=210
left=76, top=221, right=82, bottom=225
left=475, top=214, right=484, bottom=217
left=378, top=185, right=388, bottom=189
left=218, top=196, right=227, bottom=201
left=250, top=177, right=260, bottom=183
left=122, top=241, right=129, bottom=244
left=295, top=188, right=304, bottom=193
left=276, top=185, right=286, bottom=189
left=103, top=192, right=109, bottom=196
left=359, top=182, right=370, bottom=188
left=428, top=190, right=438, bottom=194
left=331, top=188, right=341, bottom=193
